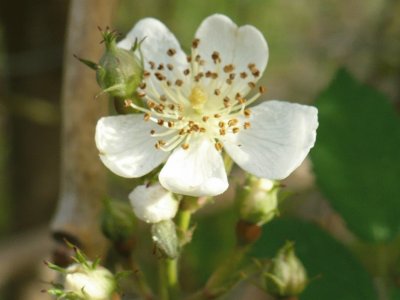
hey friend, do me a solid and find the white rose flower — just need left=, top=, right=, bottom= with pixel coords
left=95, top=14, right=318, bottom=197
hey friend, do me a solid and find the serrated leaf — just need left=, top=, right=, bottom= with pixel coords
left=311, top=69, right=400, bottom=242
left=251, top=218, right=377, bottom=300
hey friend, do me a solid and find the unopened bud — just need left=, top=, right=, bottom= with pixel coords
left=151, top=219, right=179, bottom=259
left=239, top=176, right=279, bottom=226
left=64, top=263, right=116, bottom=300
left=76, top=28, right=143, bottom=100
left=129, top=183, right=179, bottom=224
left=263, top=242, right=308, bottom=297
left=101, top=198, right=136, bottom=242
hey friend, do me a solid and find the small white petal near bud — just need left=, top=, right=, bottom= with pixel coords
left=64, top=263, right=115, bottom=300
left=129, top=183, right=179, bottom=223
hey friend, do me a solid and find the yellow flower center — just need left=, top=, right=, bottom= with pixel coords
left=189, top=86, right=207, bottom=111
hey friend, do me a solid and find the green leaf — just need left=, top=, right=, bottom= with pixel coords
left=311, top=69, right=400, bottom=242
left=251, top=218, right=377, bottom=300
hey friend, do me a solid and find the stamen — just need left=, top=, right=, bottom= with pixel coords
left=244, top=122, right=251, bottom=129
left=192, top=38, right=200, bottom=48
left=232, top=127, right=240, bottom=134
left=244, top=109, right=251, bottom=118
left=157, top=64, right=164, bottom=70
left=144, top=113, right=151, bottom=121
left=223, top=64, right=235, bottom=73
left=211, top=51, right=221, bottom=64
left=214, top=142, right=223, bottom=152
left=181, top=143, right=189, bottom=150
left=167, top=48, right=176, bottom=56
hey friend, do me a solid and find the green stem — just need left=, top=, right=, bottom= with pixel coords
left=159, top=259, right=169, bottom=300
left=166, top=258, right=180, bottom=299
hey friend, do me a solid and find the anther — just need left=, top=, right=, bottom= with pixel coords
left=143, top=71, right=151, bottom=77
left=244, top=109, right=251, bottom=118
left=183, top=69, right=190, bottom=76
left=223, top=64, right=235, bottom=73
left=155, top=72, right=165, bottom=81
left=167, top=64, right=174, bottom=70
left=244, top=122, right=251, bottom=129
left=214, top=113, right=221, bottom=118
left=259, top=86, right=266, bottom=94
left=167, top=121, right=174, bottom=128
left=228, top=119, right=238, bottom=127
left=157, top=119, right=164, bottom=126
left=149, top=61, right=155, bottom=69
left=124, top=99, right=133, bottom=107
left=160, top=95, right=167, bottom=102
left=235, top=93, right=242, bottom=100
left=157, top=64, right=164, bottom=70
left=218, top=121, right=225, bottom=128
left=219, top=128, right=226, bottom=135
left=240, top=72, right=248, bottom=79
left=175, top=79, right=183, bottom=86
left=202, top=116, right=209, bottom=122
left=144, top=113, right=151, bottom=121
left=167, top=48, right=176, bottom=56
left=226, top=78, right=233, bottom=85
left=150, top=129, right=155, bottom=135
left=232, top=127, right=240, bottom=134
left=139, top=82, right=147, bottom=89
left=192, top=38, right=200, bottom=48
left=214, top=142, right=223, bottom=152
left=248, top=82, right=256, bottom=89
left=229, top=73, right=236, bottom=80
left=187, top=56, right=192, bottom=63
left=214, top=89, right=221, bottom=96
left=211, top=51, right=221, bottom=63
left=166, top=80, right=171, bottom=86
left=181, top=143, right=190, bottom=150
left=147, top=101, right=156, bottom=108
left=168, top=104, right=175, bottom=110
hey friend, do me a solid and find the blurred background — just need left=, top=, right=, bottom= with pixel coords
left=0, top=0, right=399, bottom=299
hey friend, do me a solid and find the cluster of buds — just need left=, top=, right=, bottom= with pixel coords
left=45, top=245, right=116, bottom=300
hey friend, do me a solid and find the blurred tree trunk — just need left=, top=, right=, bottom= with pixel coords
left=51, top=0, right=119, bottom=261
left=0, top=0, right=67, bottom=233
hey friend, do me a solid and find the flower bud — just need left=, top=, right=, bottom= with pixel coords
left=101, top=198, right=136, bottom=242
left=263, top=242, right=308, bottom=297
left=129, top=183, right=179, bottom=223
left=64, top=263, right=116, bottom=300
left=76, top=29, right=143, bottom=99
left=238, top=176, right=279, bottom=226
left=151, top=219, right=179, bottom=259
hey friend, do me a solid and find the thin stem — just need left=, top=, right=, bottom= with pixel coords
left=159, top=259, right=169, bottom=300
left=166, top=258, right=180, bottom=300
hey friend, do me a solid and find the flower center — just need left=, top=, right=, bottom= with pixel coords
left=189, top=86, right=207, bottom=111
left=124, top=38, right=266, bottom=153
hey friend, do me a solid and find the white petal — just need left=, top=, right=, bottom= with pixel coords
left=95, top=114, right=169, bottom=178
left=159, top=138, right=228, bottom=197
left=118, top=18, right=189, bottom=97
left=223, top=101, right=318, bottom=179
left=194, top=14, right=268, bottom=98
left=129, top=184, right=179, bottom=223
